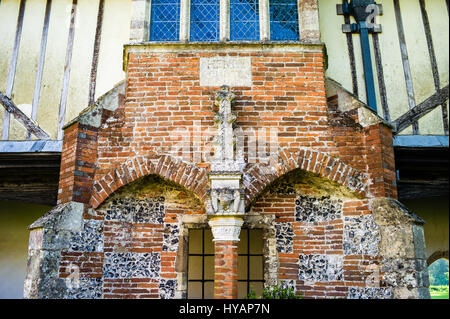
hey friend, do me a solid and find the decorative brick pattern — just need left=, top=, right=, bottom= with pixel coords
left=348, top=287, right=393, bottom=299
left=159, top=279, right=177, bottom=299
left=69, top=220, right=104, bottom=252
left=295, top=195, right=343, bottom=223
left=162, top=223, right=180, bottom=252
left=66, top=278, right=103, bottom=299
left=103, top=252, right=161, bottom=279
left=104, top=197, right=165, bottom=224
left=298, top=254, right=344, bottom=283
left=343, top=215, right=380, bottom=256
left=275, top=222, right=294, bottom=253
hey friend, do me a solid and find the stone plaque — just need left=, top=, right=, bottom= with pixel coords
left=200, top=56, right=252, bottom=87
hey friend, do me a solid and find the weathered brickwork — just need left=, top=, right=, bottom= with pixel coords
left=214, top=241, right=239, bottom=299
left=247, top=169, right=422, bottom=299
left=25, top=43, right=429, bottom=299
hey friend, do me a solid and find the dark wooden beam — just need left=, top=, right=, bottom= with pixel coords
left=394, top=0, right=419, bottom=134
left=88, top=0, right=105, bottom=107
left=395, top=146, right=449, bottom=201
left=2, top=0, right=26, bottom=140
left=0, top=91, right=51, bottom=140
left=343, top=13, right=359, bottom=97
left=393, top=85, right=449, bottom=134
left=28, top=0, right=52, bottom=140
left=419, top=0, right=449, bottom=135
left=373, top=33, right=390, bottom=122
left=57, top=0, right=78, bottom=140
left=0, top=153, right=60, bottom=206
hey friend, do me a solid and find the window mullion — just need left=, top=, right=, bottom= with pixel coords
left=259, top=0, right=270, bottom=41
left=180, top=0, right=191, bottom=41
left=220, top=0, right=230, bottom=41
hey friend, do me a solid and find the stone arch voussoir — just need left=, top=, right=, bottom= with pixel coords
left=243, top=148, right=370, bottom=205
left=90, top=154, right=209, bottom=209
left=428, top=250, right=449, bottom=266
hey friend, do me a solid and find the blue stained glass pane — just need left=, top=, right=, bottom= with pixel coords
left=230, top=0, right=260, bottom=41
left=190, top=0, right=220, bottom=42
left=150, top=0, right=181, bottom=41
left=270, top=0, right=300, bottom=41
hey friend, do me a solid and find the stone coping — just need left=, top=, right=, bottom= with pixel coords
left=123, top=41, right=325, bottom=71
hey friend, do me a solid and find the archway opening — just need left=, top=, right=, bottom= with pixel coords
left=428, top=258, right=449, bottom=299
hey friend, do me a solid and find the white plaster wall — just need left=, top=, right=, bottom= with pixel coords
left=0, top=0, right=132, bottom=140
left=319, top=0, right=449, bottom=135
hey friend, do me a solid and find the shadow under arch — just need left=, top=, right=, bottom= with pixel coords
left=91, top=155, right=209, bottom=209
left=242, top=148, right=370, bottom=208
left=94, top=173, right=205, bottom=213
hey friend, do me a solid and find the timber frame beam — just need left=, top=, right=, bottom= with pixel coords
left=0, top=91, right=50, bottom=140
left=392, top=85, right=450, bottom=134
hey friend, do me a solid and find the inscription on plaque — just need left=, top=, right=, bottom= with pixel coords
left=199, top=57, right=252, bottom=87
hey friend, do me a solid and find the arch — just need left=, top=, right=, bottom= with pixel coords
left=242, top=148, right=370, bottom=205
left=428, top=250, right=450, bottom=266
left=91, top=154, right=209, bottom=209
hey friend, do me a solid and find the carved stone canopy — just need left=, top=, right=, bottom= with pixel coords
left=211, top=85, right=244, bottom=172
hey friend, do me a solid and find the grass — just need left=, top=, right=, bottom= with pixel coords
left=430, top=285, right=449, bottom=299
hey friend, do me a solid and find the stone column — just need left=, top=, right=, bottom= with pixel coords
left=209, top=217, right=243, bottom=299
left=299, top=0, right=320, bottom=42
left=220, top=0, right=230, bottom=41
left=207, top=86, right=245, bottom=299
left=130, top=0, right=151, bottom=42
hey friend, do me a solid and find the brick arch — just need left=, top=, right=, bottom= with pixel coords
left=243, top=148, right=370, bottom=205
left=90, top=155, right=209, bottom=209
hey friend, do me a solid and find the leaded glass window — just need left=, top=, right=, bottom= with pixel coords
left=190, top=0, right=220, bottom=42
left=187, top=228, right=264, bottom=299
left=230, top=0, right=260, bottom=41
left=150, top=0, right=181, bottom=41
left=269, top=0, right=300, bottom=41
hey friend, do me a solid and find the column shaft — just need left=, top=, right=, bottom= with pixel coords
left=214, top=240, right=239, bottom=299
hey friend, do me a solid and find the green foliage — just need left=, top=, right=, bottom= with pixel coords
left=428, top=259, right=449, bottom=286
left=430, top=285, right=449, bottom=300
left=246, top=285, right=303, bottom=300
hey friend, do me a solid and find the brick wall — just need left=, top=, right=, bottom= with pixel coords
left=43, top=43, right=403, bottom=299
left=249, top=169, right=392, bottom=299
left=57, top=45, right=395, bottom=211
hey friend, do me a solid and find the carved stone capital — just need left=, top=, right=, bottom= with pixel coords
left=208, top=217, right=244, bottom=242
left=209, top=188, right=244, bottom=216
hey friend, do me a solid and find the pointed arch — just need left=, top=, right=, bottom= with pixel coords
left=90, top=154, right=209, bottom=209
left=242, top=148, right=370, bottom=205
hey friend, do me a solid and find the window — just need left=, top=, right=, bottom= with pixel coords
left=269, top=0, right=300, bottom=41
left=149, top=0, right=181, bottom=41
left=237, top=228, right=264, bottom=298
left=187, top=228, right=264, bottom=299
left=190, top=0, right=220, bottom=42
left=188, top=228, right=215, bottom=299
left=148, top=0, right=301, bottom=42
left=230, top=0, right=260, bottom=41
